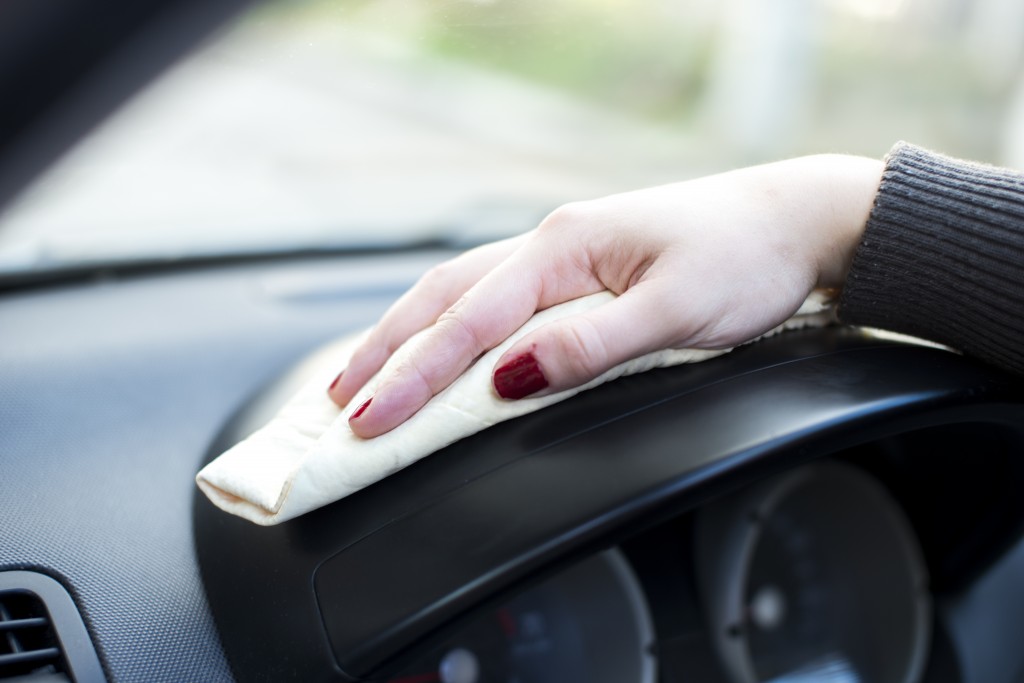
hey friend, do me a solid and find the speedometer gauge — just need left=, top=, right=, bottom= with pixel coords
left=696, top=462, right=931, bottom=683
left=385, top=549, right=656, bottom=683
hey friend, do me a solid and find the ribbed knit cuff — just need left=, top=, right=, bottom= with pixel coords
left=838, top=142, right=1024, bottom=375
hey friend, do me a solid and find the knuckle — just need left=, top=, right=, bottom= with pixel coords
left=418, top=259, right=459, bottom=293
left=350, top=332, right=390, bottom=369
left=370, top=325, right=404, bottom=358
left=537, top=200, right=595, bottom=237
left=555, top=318, right=610, bottom=380
left=390, top=355, right=434, bottom=397
left=434, top=301, right=486, bottom=358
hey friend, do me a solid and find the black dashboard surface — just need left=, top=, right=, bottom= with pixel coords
left=194, top=280, right=1024, bottom=682
left=0, top=252, right=444, bottom=682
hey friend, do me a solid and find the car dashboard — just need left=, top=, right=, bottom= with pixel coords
left=3, top=250, right=1024, bottom=683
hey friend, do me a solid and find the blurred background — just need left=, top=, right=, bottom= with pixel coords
left=1, top=0, right=1022, bottom=273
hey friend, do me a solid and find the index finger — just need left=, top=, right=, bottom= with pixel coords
left=346, top=238, right=602, bottom=437
left=329, top=235, right=527, bottom=408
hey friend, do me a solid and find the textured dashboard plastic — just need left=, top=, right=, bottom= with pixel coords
left=0, top=254, right=437, bottom=682
left=194, top=327, right=1024, bottom=682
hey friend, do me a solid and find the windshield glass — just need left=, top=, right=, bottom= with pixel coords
left=1, top=0, right=1022, bottom=274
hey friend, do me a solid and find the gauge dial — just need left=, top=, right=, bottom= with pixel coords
left=386, top=549, right=655, bottom=683
left=696, top=462, right=931, bottom=683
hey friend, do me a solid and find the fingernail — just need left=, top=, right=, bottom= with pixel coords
left=493, top=352, right=548, bottom=399
left=328, top=371, right=344, bottom=392
left=349, top=396, right=372, bottom=420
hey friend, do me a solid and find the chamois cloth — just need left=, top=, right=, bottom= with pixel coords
left=197, top=291, right=834, bottom=525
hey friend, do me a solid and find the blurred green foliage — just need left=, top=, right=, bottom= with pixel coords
left=417, top=1, right=715, bottom=123
left=261, top=0, right=716, bottom=123
left=256, top=0, right=1022, bottom=161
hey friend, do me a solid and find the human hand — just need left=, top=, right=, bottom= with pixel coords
left=330, top=154, right=883, bottom=437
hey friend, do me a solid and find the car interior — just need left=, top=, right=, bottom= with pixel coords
left=3, top=1, right=1024, bottom=683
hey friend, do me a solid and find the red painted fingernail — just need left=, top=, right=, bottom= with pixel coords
left=328, top=371, right=344, bottom=392
left=349, top=396, right=372, bottom=420
left=493, top=352, right=548, bottom=399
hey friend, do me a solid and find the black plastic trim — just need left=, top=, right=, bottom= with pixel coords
left=0, top=571, right=106, bottom=683
left=0, top=240, right=465, bottom=294
left=194, top=328, right=1024, bottom=681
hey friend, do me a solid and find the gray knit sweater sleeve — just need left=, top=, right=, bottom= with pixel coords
left=838, top=142, right=1024, bottom=375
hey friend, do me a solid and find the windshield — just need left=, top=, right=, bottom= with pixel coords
left=1, top=0, right=1022, bottom=275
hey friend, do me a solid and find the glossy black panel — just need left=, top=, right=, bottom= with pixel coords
left=193, top=327, right=1024, bottom=681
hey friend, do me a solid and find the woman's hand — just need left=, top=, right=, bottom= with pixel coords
left=329, top=153, right=883, bottom=438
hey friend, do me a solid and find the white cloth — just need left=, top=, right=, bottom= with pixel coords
left=196, top=291, right=834, bottom=525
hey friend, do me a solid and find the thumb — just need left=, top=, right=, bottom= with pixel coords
left=492, top=288, right=688, bottom=399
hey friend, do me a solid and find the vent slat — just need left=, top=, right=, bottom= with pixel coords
left=0, top=591, right=62, bottom=679
left=0, top=647, right=61, bottom=666
left=0, top=617, right=48, bottom=632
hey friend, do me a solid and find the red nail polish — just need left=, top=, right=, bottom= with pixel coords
left=493, top=352, right=548, bottom=399
left=328, top=371, right=344, bottom=392
left=349, top=396, right=372, bottom=420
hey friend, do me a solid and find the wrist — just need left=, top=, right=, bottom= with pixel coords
left=813, top=154, right=884, bottom=288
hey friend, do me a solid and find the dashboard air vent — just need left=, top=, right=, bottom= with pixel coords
left=0, top=572, right=105, bottom=682
left=0, top=589, right=63, bottom=679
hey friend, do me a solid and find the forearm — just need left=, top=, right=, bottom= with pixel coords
left=838, top=142, right=1024, bottom=375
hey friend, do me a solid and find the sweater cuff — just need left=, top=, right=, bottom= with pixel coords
left=838, top=142, right=1024, bottom=375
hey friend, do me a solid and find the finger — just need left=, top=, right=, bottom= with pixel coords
left=491, top=282, right=694, bottom=399
left=347, top=243, right=604, bottom=437
left=329, top=235, right=527, bottom=408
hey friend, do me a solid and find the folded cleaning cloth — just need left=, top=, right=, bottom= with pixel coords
left=197, top=290, right=834, bottom=525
